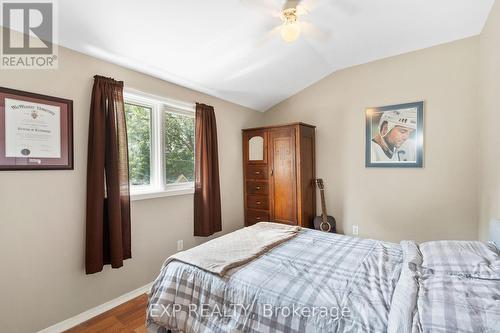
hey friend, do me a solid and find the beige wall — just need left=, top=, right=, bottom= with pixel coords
left=264, top=37, right=480, bottom=242
left=479, top=0, right=500, bottom=240
left=0, top=31, right=263, bottom=333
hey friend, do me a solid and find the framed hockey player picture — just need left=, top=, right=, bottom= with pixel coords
left=365, top=101, right=423, bottom=168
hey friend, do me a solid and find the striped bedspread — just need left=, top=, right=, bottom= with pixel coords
left=146, top=228, right=500, bottom=333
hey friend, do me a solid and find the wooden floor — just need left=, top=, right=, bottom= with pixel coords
left=64, top=294, right=148, bottom=333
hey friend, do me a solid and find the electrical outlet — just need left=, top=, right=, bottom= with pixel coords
left=352, top=225, right=359, bottom=236
left=177, top=240, right=184, bottom=251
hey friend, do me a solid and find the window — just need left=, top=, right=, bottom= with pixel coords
left=124, top=90, right=195, bottom=199
left=125, top=103, right=152, bottom=186
left=164, top=111, right=195, bottom=184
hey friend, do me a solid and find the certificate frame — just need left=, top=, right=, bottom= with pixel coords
left=0, top=87, right=73, bottom=170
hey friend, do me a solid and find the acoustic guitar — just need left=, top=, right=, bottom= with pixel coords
left=313, top=179, right=336, bottom=233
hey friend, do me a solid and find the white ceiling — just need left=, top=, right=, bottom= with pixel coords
left=58, top=0, right=495, bottom=111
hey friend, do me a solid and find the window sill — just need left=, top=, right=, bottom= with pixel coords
left=131, top=187, right=194, bottom=201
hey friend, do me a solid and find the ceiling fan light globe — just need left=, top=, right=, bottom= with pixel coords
left=281, top=22, right=301, bottom=42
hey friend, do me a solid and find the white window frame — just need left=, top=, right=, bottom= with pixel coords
left=124, top=88, right=195, bottom=201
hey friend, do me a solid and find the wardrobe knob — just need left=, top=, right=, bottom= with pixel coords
left=256, top=186, right=261, bottom=190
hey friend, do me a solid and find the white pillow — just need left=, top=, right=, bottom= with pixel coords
left=419, top=240, right=500, bottom=279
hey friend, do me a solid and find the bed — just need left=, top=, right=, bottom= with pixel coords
left=146, top=223, right=500, bottom=333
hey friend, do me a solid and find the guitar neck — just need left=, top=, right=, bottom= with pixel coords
left=320, top=189, right=328, bottom=218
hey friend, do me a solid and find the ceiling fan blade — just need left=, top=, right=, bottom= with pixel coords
left=334, top=0, right=362, bottom=15
left=300, top=21, right=331, bottom=42
left=297, top=0, right=319, bottom=12
left=295, top=4, right=309, bottom=16
left=300, top=0, right=361, bottom=17
left=254, top=25, right=282, bottom=48
left=240, top=0, right=282, bottom=17
left=283, top=0, right=302, bottom=10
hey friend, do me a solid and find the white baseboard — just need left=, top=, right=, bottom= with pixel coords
left=37, top=282, right=153, bottom=333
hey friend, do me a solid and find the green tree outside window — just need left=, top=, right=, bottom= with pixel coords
left=125, top=103, right=151, bottom=186
left=164, top=112, right=194, bottom=184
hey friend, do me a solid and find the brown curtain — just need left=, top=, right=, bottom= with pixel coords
left=85, top=75, right=131, bottom=274
left=194, top=103, right=222, bottom=236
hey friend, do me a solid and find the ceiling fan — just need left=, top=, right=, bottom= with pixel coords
left=279, top=0, right=308, bottom=42
left=241, top=0, right=330, bottom=44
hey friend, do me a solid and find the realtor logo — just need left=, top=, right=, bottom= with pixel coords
left=1, top=0, right=58, bottom=69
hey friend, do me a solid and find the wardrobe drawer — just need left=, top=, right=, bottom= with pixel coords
left=246, top=194, right=269, bottom=210
left=246, top=181, right=269, bottom=195
left=246, top=209, right=270, bottom=225
left=246, top=165, right=268, bottom=180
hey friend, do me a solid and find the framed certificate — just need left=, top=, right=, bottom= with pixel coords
left=0, top=87, right=73, bottom=170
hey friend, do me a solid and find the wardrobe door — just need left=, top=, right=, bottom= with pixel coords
left=269, top=127, right=297, bottom=225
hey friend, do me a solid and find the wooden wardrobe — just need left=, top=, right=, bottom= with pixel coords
left=242, top=123, right=316, bottom=228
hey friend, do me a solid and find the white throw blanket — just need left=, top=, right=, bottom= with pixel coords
left=164, top=222, right=301, bottom=276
